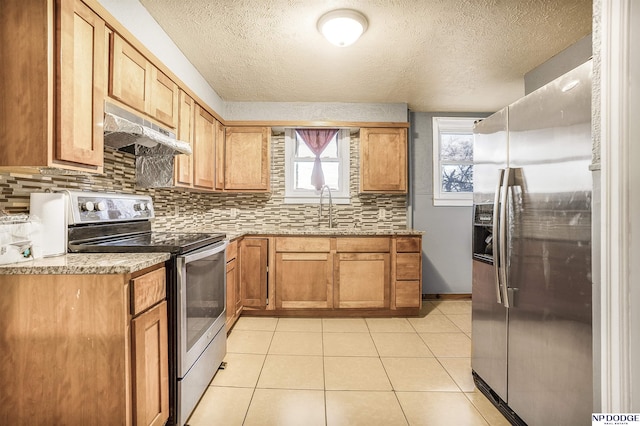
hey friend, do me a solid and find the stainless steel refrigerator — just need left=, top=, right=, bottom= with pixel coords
left=471, top=60, right=592, bottom=426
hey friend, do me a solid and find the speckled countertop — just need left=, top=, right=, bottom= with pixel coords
left=0, top=228, right=421, bottom=275
left=198, top=227, right=424, bottom=241
left=0, top=253, right=170, bottom=275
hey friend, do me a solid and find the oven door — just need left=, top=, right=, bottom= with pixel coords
left=175, top=241, right=228, bottom=377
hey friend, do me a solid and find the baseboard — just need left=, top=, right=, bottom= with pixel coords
left=422, top=293, right=471, bottom=300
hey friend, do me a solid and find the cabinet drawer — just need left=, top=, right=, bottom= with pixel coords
left=395, top=281, right=421, bottom=308
left=276, top=237, right=331, bottom=252
left=131, top=267, right=166, bottom=316
left=396, top=253, right=421, bottom=280
left=227, top=239, right=238, bottom=261
left=396, top=237, right=421, bottom=253
left=336, top=237, right=390, bottom=253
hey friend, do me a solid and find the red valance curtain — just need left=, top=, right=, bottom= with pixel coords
left=295, top=129, right=339, bottom=190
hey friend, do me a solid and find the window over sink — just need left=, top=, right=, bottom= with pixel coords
left=284, top=128, right=350, bottom=204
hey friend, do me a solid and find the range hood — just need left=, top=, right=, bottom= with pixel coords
left=103, top=103, right=192, bottom=188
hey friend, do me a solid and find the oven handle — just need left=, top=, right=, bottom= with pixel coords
left=178, top=240, right=228, bottom=263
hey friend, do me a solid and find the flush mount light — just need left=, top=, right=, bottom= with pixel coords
left=317, top=9, right=368, bottom=47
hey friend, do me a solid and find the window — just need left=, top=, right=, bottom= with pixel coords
left=284, top=128, right=350, bottom=204
left=432, top=117, right=478, bottom=206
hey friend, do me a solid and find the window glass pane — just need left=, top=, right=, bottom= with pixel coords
left=440, top=133, right=473, bottom=162
left=294, top=161, right=340, bottom=190
left=441, top=164, right=473, bottom=193
left=296, top=134, right=338, bottom=158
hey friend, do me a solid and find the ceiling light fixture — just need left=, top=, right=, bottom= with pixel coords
left=317, top=9, right=368, bottom=47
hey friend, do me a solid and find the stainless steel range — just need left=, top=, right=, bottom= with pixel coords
left=65, top=191, right=227, bottom=426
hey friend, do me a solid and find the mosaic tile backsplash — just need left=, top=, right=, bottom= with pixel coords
left=0, top=132, right=407, bottom=231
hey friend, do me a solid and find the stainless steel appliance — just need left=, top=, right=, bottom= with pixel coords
left=65, top=191, right=227, bottom=426
left=471, top=60, right=593, bottom=425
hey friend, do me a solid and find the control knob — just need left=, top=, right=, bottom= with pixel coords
left=95, top=201, right=107, bottom=212
left=81, top=201, right=95, bottom=212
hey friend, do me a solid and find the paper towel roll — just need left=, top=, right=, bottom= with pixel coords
left=29, top=192, right=67, bottom=257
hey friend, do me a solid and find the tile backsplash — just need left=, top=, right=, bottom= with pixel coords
left=0, top=132, right=407, bottom=231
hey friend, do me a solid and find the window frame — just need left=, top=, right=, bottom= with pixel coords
left=432, top=117, right=479, bottom=207
left=284, top=128, right=351, bottom=204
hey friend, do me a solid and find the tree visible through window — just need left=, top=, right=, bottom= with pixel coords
left=432, top=117, right=479, bottom=206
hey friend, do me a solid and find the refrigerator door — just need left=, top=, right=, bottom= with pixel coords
left=506, top=61, right=593, bottom=426
left=471, top=108, right=509, bottom=401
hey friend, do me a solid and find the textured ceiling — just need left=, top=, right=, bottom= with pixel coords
left=138, top=0, right=592, bottom=112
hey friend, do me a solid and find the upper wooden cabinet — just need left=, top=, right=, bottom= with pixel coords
left=109, top=33, right=178, bottom=129
left=360, top=127, right=408, bottom=193
left=0, top=0, right=104, bottom=173
left=193, top=105, right=216, bottom=190
left=222, top=127, right=271, bottom=191
left=174, top=91, right=195, bottom=187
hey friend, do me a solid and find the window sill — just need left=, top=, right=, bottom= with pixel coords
left=432, top=198, right=473, bottom=207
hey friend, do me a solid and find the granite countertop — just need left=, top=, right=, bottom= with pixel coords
left=0, top=253, right=170, bottom=275
left=200, top=227, right=424, bottom=241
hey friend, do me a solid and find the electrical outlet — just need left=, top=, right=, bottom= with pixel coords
left=378, top=208, right=385, bottom=220
left=230, top=208, right=238, bottom=219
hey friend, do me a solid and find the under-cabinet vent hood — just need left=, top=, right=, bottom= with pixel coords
left=103, top=103, right=192, bottom=188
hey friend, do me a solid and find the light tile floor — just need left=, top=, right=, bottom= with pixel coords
left=186, top=300, right=511, bottom=426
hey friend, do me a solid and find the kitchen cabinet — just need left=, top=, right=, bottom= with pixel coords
left=130, top=267, right=169, bottom=426
left=1, top=0, right=105, bottom=173
left=222, top=127, right=271, bottom=191
left=225, top=239, right=242, bottom=330
left=109, top=33, right=178, bottom=129
left=174, top=90, right=195, bottom=187
left=193, top=104, right=216, bottom=190
left=360, top=127, right=408, bottom=193
left=240, top=237, right=269, bottom=309
left=334, top=238, right=391, bottom=309
left=274, top=237, right=333, bottom=309
left=0, top=264, right=169, bottom=425
left=394, top=236, right=422, bottom=308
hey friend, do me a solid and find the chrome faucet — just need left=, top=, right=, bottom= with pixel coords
left=319, top=185, right=334, bottom=228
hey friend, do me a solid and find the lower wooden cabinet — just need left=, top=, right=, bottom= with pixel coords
left=394, top=236, right=423, bottom=308
left=225, top=239, right=242, bottom=330
left=131, top=301, right=169, bottom=426
left=0, top=263, right=169, bottom=425
left=237, top=235, right=421, bottom=315
left=335, top=252, right=390, bottom=308
left=275, top=252, right=334, bottom=309
left=240, top=237, right=269, bottom=309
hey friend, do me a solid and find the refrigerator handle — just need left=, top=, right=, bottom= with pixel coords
left=492, top=169, right=504, bottom=304
left=499, top=167, right=511, bottom=308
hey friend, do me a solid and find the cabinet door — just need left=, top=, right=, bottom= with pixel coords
left=149, top=67, right=178, bottom=128
left=193, top=104, right=215, bottom=189
left=335, top=253, right=390, bottom=308
left=174, top=90, right=194, bottom=187
left=56, top=0, right=105, bottom=169
left=224, top=127, right=270, bottom=191
left=131, top=301, right=169, bottom=426
left=240, top=238, right=268, bottom=308
left=225, top=257, right=238, bottom=329
left=275, top=252, right=333, bottom=309
left=110, top=33, right=151, bottom=114
left=215, top=121, right=225, bottom=190
left=360, top=128, right=407, bottom=193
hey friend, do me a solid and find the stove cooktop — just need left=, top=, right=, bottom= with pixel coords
left=68, top=231, right=226, bottom=255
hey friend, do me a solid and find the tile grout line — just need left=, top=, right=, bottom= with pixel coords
left=241, top=318, right=279, bottom=426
